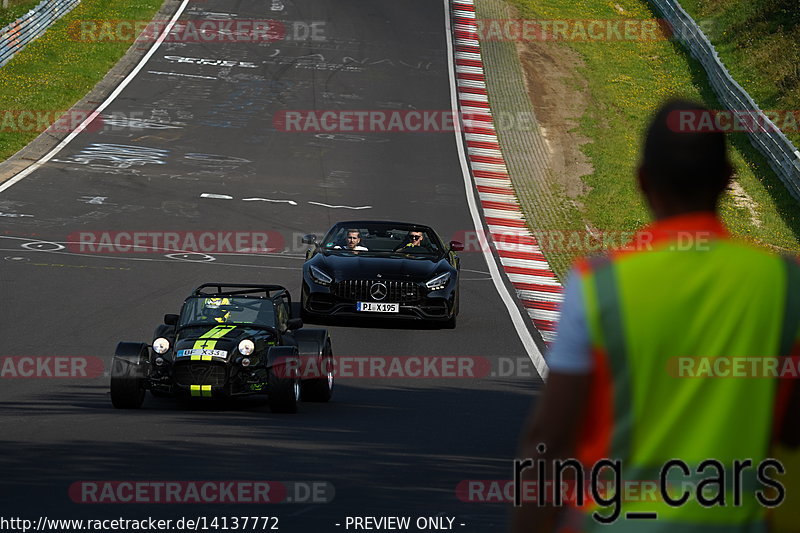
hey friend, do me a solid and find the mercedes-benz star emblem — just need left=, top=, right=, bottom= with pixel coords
left=370, top=282, right=387, bottom=301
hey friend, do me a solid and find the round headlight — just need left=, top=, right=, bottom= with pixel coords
left=238, top=339, right=255, bottom=356
left=152, top=337, right=170, bottom=354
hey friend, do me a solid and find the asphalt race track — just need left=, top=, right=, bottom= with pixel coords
left=0, top=0, right=545, bottom=530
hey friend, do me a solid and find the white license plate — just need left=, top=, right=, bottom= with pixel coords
left=356, top=302, right=399, bottom=313
left=177, top=349, right=228, bottom=358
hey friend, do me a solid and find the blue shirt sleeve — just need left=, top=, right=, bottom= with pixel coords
left=545, top=269, right=593, bottom=374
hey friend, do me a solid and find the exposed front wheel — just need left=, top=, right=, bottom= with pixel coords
left=110, top=356, right=145, bottom=409
left=268, top=370, right=299, bottom=413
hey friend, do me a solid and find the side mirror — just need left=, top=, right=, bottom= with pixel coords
left=301, top=234, right=318, bottom=245
left=287, top=318, right=303, bottom=330
left=164, top=314, right=179, bottom=326
left=449, top=241, right=464, bottom=252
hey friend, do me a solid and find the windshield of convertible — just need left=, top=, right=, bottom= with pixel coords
left=321, top=223, right=442, bottom=255
left=179, top=296, right=276, bottom=327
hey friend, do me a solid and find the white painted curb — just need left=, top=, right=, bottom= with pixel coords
left=449, top=0, right=563, bottom=346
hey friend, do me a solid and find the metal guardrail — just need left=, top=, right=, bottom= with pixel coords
left=649, top=0, right=800, bottom=203
left=0, top=0, right=80, bottom=68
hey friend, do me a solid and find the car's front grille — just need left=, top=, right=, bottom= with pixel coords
left=333, top=280, right=421, bottom=302
left=174, top=362, right=227, bottom=386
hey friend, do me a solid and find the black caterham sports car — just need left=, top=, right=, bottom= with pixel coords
left=301, top=221, right=463, bottom=327
left=110, top=283, right=333, bottom=413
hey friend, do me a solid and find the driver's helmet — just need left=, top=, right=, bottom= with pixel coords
left=203, top=297, right=231, bottom=323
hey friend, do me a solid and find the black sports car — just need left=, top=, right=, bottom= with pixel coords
left=110, top=283, right=333, bottom=413
left=300, top=221, right=463, bottom=327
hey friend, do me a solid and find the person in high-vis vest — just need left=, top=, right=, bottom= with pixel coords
left=512, top=99, right=800, bottom=533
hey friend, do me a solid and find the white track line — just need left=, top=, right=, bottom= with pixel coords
left=0, top=0, right=192, bottom=194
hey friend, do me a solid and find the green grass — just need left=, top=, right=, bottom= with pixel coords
left=0, top=0, right=164, bottom=160
left=679, top=0, right=800, bottom=147
left=0, top=0, right=41, bottom=28
left=502, top=0, right=800, bottom=271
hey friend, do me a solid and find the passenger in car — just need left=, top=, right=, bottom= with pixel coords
left=394, top=230, right=433, bottom=252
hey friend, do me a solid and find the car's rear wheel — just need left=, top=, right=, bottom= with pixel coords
left=301, top=339, right=334, bottom=402
left=110, top=356, right=145, bottom=409
left=268, top=371, right=299, bottom=413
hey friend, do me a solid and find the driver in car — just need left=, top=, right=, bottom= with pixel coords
left=335, top=229, right=368, bottom=251
left=202, top=297, right=231, bottom=323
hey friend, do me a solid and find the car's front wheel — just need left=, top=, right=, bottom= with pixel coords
left=110, top=356, right=145, bottom=409
left=268, top=371, right=299, bottom=413
left=442, top=290, right=459, bottom=329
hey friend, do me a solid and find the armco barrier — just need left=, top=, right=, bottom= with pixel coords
left=649, top=0, right=800, bottom=203
left=0, top=0, right=80, bottom=68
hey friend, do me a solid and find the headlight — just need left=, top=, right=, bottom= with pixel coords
left=425, top=272, right=451, bottom=290
left=309, top=265, right=333, bottom=286
left=239, top=339, right=255, bottom=356
left=152, top=337, right=170, bottom=354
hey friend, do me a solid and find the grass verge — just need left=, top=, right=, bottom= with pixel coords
left=0, top=0, right=164, bottom=161
left=499, top=0, right=800, bottom=277
left=474, top=0, right=591, bottom=278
